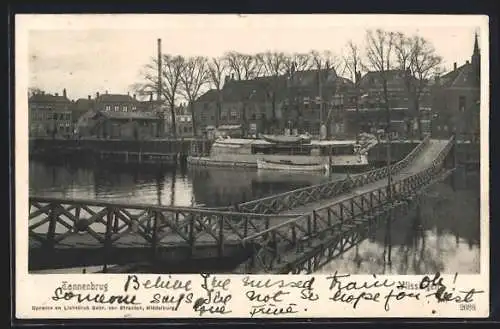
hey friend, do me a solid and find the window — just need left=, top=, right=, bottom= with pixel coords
left=114, top=105, right=119, bottom=111
left=444, top=125, right=448, bottom=131
left=132, top=106, right=137, bottom=111
left=230, top=110, right=239, bottom=120
left=459, top=96, right=466, bottom=112
left=105, top=105, right=111, bottom=112
left=123, top=106, right=128, bottom=112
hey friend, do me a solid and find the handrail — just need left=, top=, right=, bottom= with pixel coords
left=242, top=136, right=453, bottom=242
left=237, top=136, right=430, bottom=212
left=28, top=196, right=297, bottom=219
left=29, top=137, right=434, bottom=216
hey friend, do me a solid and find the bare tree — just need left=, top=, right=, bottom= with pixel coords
left=407, top=35, right=442, bottom=138
left=310, top=50, right=341, bottom=136
left=364, top=29, right=397, bottom=115
left=258, top=51, right=288, bottom=128
left=343, top=41, right=364, bottom=136
left=180, top=56, right=210, bottom=135
left=223, top=52, right=263, bottom=80
left=132, top=54, right=185, bottom=137
left=284, top=52, right=312, bottom=74
left=28, top=87, right=43, bottom=97
left=207, top=57, right=228, bottom=128
left=394, top=32, right=419, bottom=137
left=364, top=28, right=397, bottom=198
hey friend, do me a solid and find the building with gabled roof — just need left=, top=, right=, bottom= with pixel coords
left=193, top=68, right=351, bottom=137
left=29, top=88, right=74, bottom=138
left=431, top=33, right=480, bottom=140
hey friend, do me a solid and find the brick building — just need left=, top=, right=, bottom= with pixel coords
left=431, top=34, right=480, bottom=141
left=343, top=70, right=432, bottom=139
left=76, top=91, right=162, bottom=139
left=90, top=111, right=162, bottom=139
left=193, top=69, right=354, bottom=138
left=29, top=89, right=74, bottom=138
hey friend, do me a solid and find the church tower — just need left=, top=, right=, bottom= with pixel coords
left=471, top=32, right=480, bottom=85
left=471, top=32, right=480, bottom=70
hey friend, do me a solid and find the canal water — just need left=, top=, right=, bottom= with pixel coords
left=29, top=159, right=481, bottom=274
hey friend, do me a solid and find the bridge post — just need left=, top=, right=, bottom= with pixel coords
left=151, top=211, right=160, bottom=261
left=307, top=215, right=312, bottom=247
left=188, top=216, right=195, bottom=258
left=103, top=207, right=114, bottom=273
left=45, top=203, right=57, bottom=249
left=218, top=216, right=225, bottom=257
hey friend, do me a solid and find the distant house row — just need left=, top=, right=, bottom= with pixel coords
left=29, top=35, right=480, bottom=142
left=28, top=90, right=194, bottom=139
left=193, top=34, right=480, bottom=141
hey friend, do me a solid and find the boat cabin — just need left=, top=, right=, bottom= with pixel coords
left=211, top=138, right=363, bottom=157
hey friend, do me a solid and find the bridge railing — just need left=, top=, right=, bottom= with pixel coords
left=239, top=136, right=450, bottom=273
left=236, top=136, right=430, bottom=214
left=29, top=197, right=297, bottom=257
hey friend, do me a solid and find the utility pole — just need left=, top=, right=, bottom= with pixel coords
left=318, top=69, right=323, bottom=139
left=383, top=89, right=393, bottom=267
left=157, top=38, right=162, bottom=102
left=157, top=38, right=163, bottom=137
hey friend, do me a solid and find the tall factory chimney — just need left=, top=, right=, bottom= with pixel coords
left=157, top=38, right=162, bottom=104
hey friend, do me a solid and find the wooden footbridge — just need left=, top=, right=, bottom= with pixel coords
left=28, top=136, right=457, bottom=274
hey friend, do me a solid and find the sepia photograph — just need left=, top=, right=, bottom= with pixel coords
left=15, top=14, right=489, bottom=319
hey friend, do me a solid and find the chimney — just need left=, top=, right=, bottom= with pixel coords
left=133, top=94, right=136, bottom=100
left=232, top=73, right=235, bottom=80
left=157, top=38, right=162, bottom=102
left=63, top=88, right=67, bottom=98
left=466, top=60, right=470, bottom=65
left=55, top=92, right=59, bottom=96
left=88, top=95, right=91, bottom=100
left=96, top=92, right=100, bottom=98
left=224, top=75, right=229, bottom=84
left=453, top=62, right=457, bottom=71
left=105, top=90, right=108, bottom=94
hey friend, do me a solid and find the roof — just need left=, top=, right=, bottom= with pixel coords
left=74, top=98, right=94, bottom=111
left=439, top=63, right=479, bottom=88
left=96, top=111, right=161, bottom=120
left=196, top=89, right=219, bottom=102
left=97, top=94, right=137, bottom=103
left=359, top=70, right=415, bottom=90
left=196, top=69, right=348, bottom=104
left=213, top=137, right=358, bottom=147
left=29, top=93, right=71, bottom=103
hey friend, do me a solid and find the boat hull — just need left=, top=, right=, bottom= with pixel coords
left=257, top=159, right=328, bottom=172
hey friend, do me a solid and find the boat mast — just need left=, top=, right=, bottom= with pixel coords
left=318, top=69, right=323, bottom=139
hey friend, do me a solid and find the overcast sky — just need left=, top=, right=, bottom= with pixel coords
left=20, top=14, right=487, bottom=100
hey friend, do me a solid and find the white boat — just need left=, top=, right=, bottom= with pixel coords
left=257, top=159, right=329, bottom=172
left=260, top=134, right=311, bottom=144
left=188, top=137, right=375, bottom=171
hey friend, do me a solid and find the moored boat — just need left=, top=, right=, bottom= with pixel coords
left=260, top=134, right=311, bottom=144
left=257, top=159, right=329, bottom=172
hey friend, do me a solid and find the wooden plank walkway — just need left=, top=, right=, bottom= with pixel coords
left=268, top=139, right=449, bottom=218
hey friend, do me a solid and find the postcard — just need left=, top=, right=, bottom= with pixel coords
left=14, top=13, right=489, bottom=319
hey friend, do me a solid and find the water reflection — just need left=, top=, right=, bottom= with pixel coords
left=318, top=170, right=480, bottom=274
left=29, top=160, right=480, bottom=274
left=29, top=160, right=335, bottom=208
